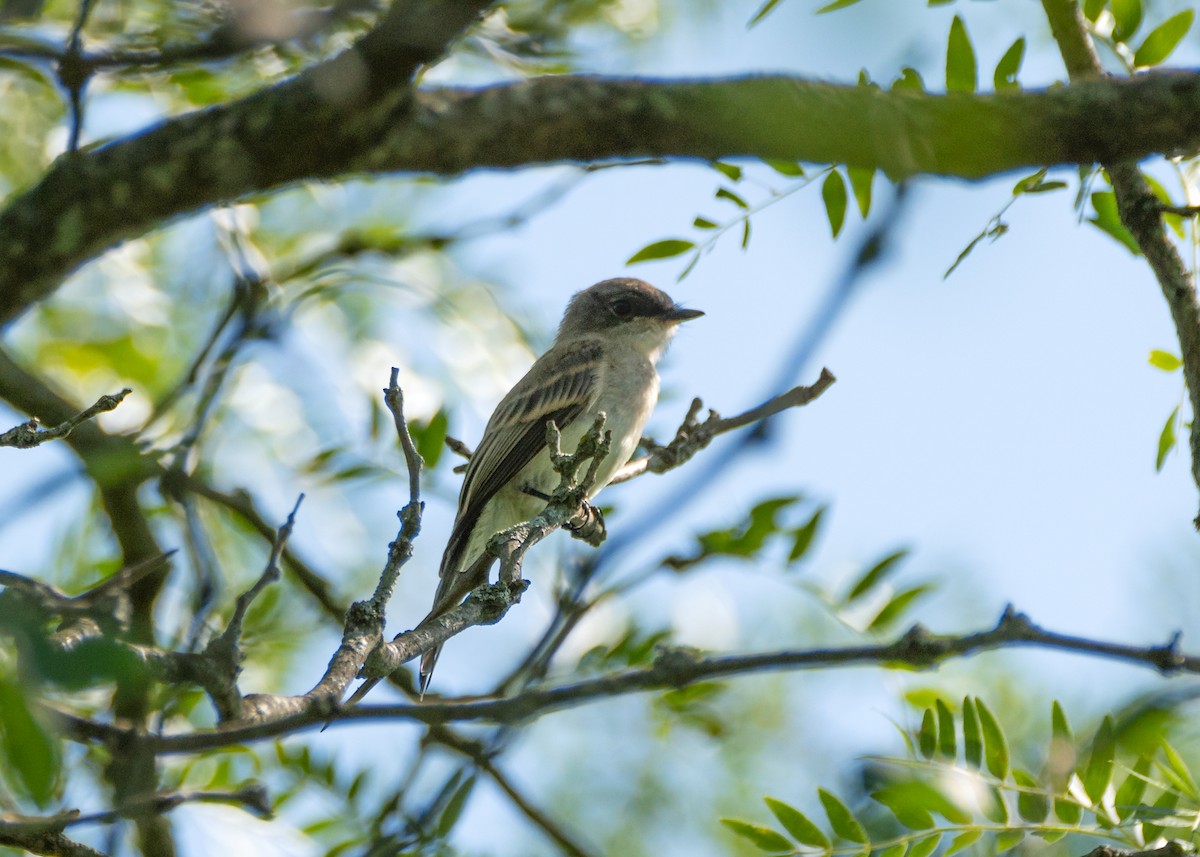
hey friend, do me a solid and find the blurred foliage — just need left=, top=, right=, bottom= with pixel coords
left=2, top=0, right=1200, bottom=856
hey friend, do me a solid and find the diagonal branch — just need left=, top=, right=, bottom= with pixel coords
left=1041, top=0, right=1200, bottom=527
left=0, top=387, right=130, bottom=448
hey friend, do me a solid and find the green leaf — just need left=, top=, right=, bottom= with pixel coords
left=945, top=829, right=982, bottom=855
left=847, top=166, right=874, bottom=218
left=1088, top=191, right=1140, bottom=254
left=1111, top=0, right=1143, bottom=43
left=788, top=506, right=826, bottom=563
left=716, top=187, right=749, bottom=209
left=975, top=697, right=1009, bottom=779
left=697, top=496, right=800, bottom=558
left=919, top=709, right=937, bottom=759
left=748, top=0, right=783, bottom=26
left=846, top=548, right=909, bottom=603
left=963, top=697, right=982, bottom=768
left=712, top=161, right=743, bottom=182
left=868, top=585, right=932, bottom=632
left=0, top=677, right=59, bottom=806
left=936, top=699, right=956, bottom=759
left=822, top=171, right=848, bottom=238
left=1083, top=0, right=1106, bottom=22
left=1013, top=168, right=1066, bottom=195
left=1133, top=10, right=1193, bottom=67
left=819, top=789, right=867, bottom=843
left=1142, top=790, right=1179, bottom=842
left=993, top=37, right=1025, bottom=92
left=817, top=0, right=866, bottom=11
left=412, top=409, right=448, bottom=470
left=1013, top=769, right=1049, bottom=822
left=1084, top=716, right=1116, bottom=805
left=693, top=216, right=718, bottom=229
left=1157, top=406, right=1180, bottom=472
left=982, top=786, right=1008, bottom=824
left=720, top=819, right=793, bottom=852
left=1150, top=350, right=1183, bottom=371
left=880, top=844, right=908, bottom=857
left=909, top=834, right=941, bottom=857
left=995, top=830, right=1025, bottom=853
left=1157, top=741, right=1200, bottom=801
left=946, top=16, right=977, bottom=93
left=1113, top=755, right=1152, bottom=820
left=892, top=67, right=926, bottom=93
left=872, top=784, right=937, bottom=829
left=627, top=239, right=696, bottom=264
left=765, top=797, right=830, bottom=848
left=764, top=159, right=805, bottom=177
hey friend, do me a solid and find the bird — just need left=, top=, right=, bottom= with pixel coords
left=351, top=277, right=702, bottom=703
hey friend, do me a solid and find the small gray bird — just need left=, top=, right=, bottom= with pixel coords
left=420, top=278, right=701, bottom=692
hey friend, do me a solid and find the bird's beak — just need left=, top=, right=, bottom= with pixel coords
left=666, top=306, right=704, bottom=323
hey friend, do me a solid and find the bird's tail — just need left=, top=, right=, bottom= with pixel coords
left=418, top=646, right=441, bottom=697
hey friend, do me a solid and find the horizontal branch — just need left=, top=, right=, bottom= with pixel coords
left=90, top=606, right=1197, bottom=755
left=7, top=70, right=1200, bottom=322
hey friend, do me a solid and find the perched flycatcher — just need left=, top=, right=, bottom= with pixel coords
left=414, top=278, right=702, bottom=691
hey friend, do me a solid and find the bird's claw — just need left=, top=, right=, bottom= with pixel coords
left=566, top=500, right=606, bottom=546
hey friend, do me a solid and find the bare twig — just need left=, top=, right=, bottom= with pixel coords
left=610, top=368, right=836, bottom=485
left=0, top=388, right=131, bottom=448
left=430, top=727, right=600, bottom=857
left=371, top=368, right=424, bottom=610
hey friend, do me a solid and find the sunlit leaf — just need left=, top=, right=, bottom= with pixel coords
left=993, top=38, right=1025, bottom=92
left=872, top=783, right=937, bottom=829
left=909, top=834, right=941, bottom=857
left=946, top=16, right=977, bottom=93
left=822, top=171, right=848, bottom=238
left=1111, top=0, right=1144, bottom=43
left=1149, top=350, right=1183, bottom=371
left=712, top=161, right=743, bottom=182
left=963, top=697, right=982, bottom=768
left=693, top=216, right=719, bottom=229
left=764, top=159, right=806, bottom=177
left=748, top=0, right=784, bottom=26
left=819, top=789, right=867, bottom=843
left=1133, top=10, right=1193, bottom=67
left=716, top=187, right=749, bottom=209
left=892, top=67, right=926, bottom=93
left=1141, top=790, right=1179, bottom=842
left=936, top=699, right=956, bottom=759
left=1014, top=770, right=1049, bottom=822
left=846, top=548, right=909, bottom=603
left=1156, top=406, right=1179, bottom=472
left=627, top=239, right=696, bottom=264
left=1083, top=0, right=1106, bottom=22
left=1084, top=716, right=1116, bottom=806
left=817, top=0, right=866, bottom=12
left=1113, top=755, right=1152, bottom=820
left=411, top=409, right=448, bottom=470
left=788, top=505, right=827, bottom=563
left=919, top=709, right=937, bottom=759
left=1088, top=191, right=1140, bottom=255
left=848, top=166, right=874, bottom=218
left=1158, top=742, right=1200, bottom=801
left=765, top=797, right=830, bottom=848
left=720, top=818, right=793, bottom=852
left=975, top=697, right=1009, bottom=779
left=868, top=585, right=932, bottom=632
left=945, top=829, right=982, bottom=855
left=995, top=830, right=1025, bottom=853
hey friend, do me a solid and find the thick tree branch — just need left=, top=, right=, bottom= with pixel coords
left=8, top=71, right=1200, bottom=323
left=1041, top=0, right=1200, bottom=527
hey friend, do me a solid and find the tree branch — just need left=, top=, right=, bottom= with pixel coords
left=9, top=70, right=1200, bottom=323
left=1041, top=0, right=1200, bottom=528
left=0, top=387, right=130, bottom=448
left=83, top=605, right=1200, bottom=754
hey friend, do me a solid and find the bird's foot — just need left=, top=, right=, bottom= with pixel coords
left=566, top=500, right=606, bottom=546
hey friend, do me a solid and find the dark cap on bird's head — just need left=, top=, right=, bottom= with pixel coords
left=557, top=278, right=703, bottom=340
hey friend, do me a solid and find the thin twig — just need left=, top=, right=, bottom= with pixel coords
left=430, top=727, right=600, bottom=857
left=0, top=388, right=131, bottom=448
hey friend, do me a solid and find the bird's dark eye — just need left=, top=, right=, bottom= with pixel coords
left=610, top=299, right=633, bottom=318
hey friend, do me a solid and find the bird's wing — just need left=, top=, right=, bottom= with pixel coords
left=437, top=339, right=604, bottom=582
